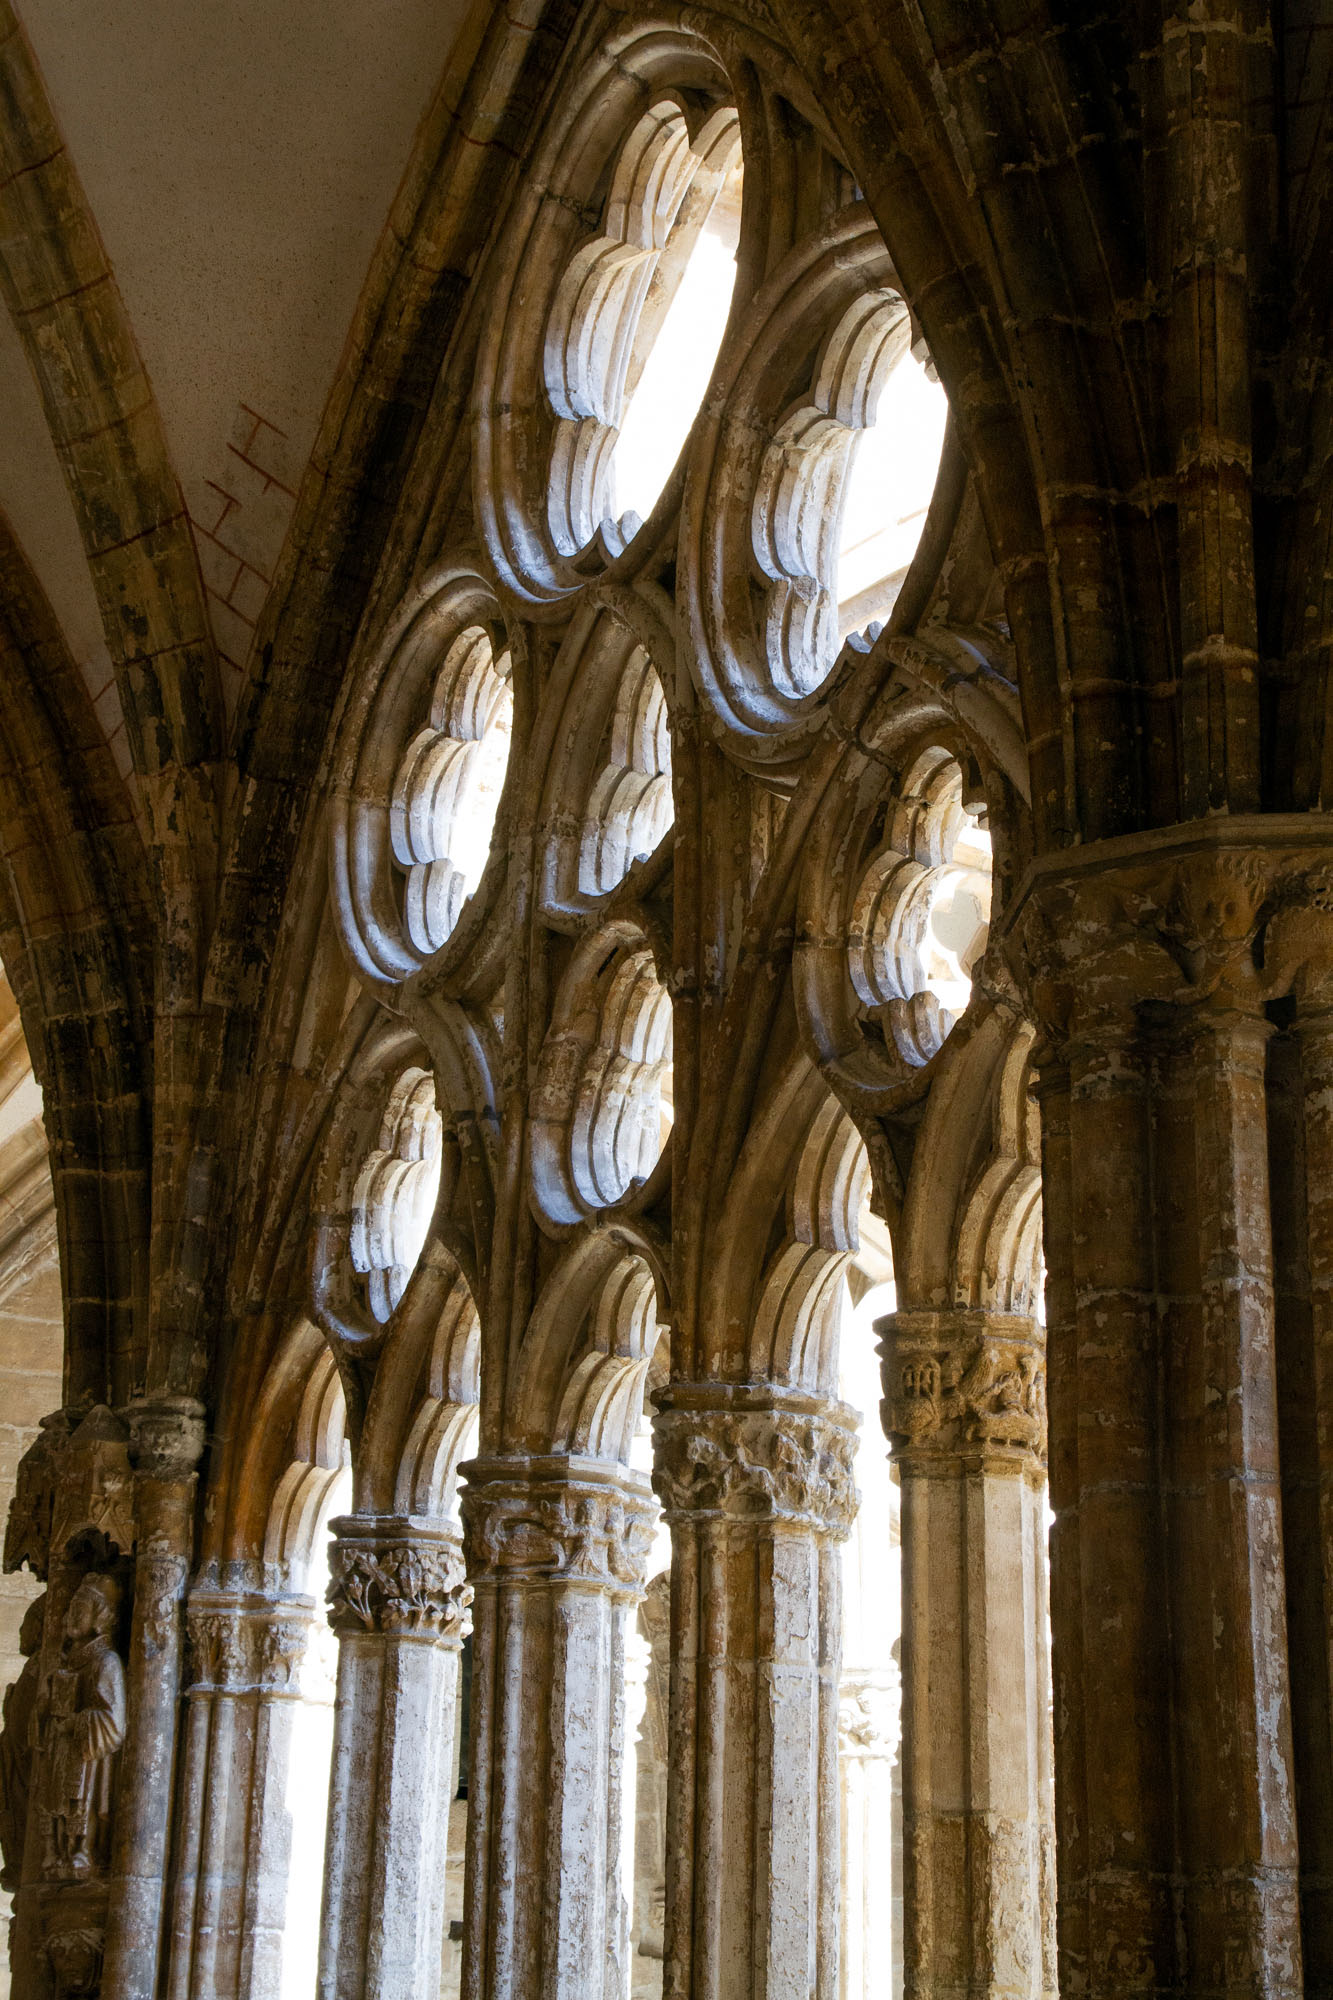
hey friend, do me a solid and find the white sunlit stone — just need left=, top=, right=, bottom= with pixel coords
left=836, top=345, right=949, bottom=633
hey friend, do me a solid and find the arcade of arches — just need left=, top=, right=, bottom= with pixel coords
left=0, top=3, right=1331, bottom=1997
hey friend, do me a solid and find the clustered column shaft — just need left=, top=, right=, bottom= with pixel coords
left=651, top=1382, right=857, bottom=2000
left=878, top=1309, right=1054, bottom=2000
left=1016, top=864, right=1307, bottom=2000
left=318, top=1517, right=472, bottom=2000
left=459, top=1454, right=655, bottom=2000
left=167, top=1586, right=320, bottom=2000
left=1271, top=984, right=1333, bottom=1989
left=102, top=1399, right=207, bottom=2000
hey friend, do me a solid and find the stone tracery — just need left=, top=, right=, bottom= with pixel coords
left=2, top=3, right=1327, bottom=2000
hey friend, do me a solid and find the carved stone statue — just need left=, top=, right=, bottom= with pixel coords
left=0, top=1592, right=45, bottom=1888
left=37, top=1573, right=126, bottom=1881
left=4, top=1413, right=72, bottom=1579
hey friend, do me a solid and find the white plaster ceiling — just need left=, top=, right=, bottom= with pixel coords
left=1, top=0, right=474, bottom=739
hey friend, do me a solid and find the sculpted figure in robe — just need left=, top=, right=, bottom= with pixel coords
left=0, top=1593, right=46, bottom=1888
left=38, top=1573, right=125, bottom=1881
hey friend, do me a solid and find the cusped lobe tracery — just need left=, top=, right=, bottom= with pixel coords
left=544, top=100, right=741, bottom=559
left=847, top=748, right=992, bottom=1066
left=350, top=1067, right=444, bottom=1322
left=389, top=626, right=513, bottom=956
left=531, top=933, right=674, bottom=1226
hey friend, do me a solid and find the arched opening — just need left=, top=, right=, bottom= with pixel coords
left=533, top=930, right=674, bottom=1226
left=262, top=1355, right=353, bottom=2000
left=0, top=968, right=59, bottom=1982
left=848, top=745, right=992, bottom=1065
left=751, top=291, right=950, bottom=698
left=835, top=343, right=948, bottom=636
left=581, top=648, right=673, bottom=898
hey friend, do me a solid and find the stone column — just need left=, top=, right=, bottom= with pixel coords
left=1007, top=849, right=1311, bottom=2000
left=242, top=1606, right=337, bottom=1998
left=1153, top=998, right=1298, bottom=1995
left=1271, top=986, right=1333, bottom=1988
left=836, top=1666, right=899, bottom=2000
left=165, top=1585, right=317, bottom=2000
left=650, top=1382, right=857, bottom=2000
left=317, top=1517, right=470, bottom=2000
left=102, top=1396, right=207, bottom=2000
left=879, top=1310, right=1054, bottom=2000
left=459, top=1454, right=655, bottom=2000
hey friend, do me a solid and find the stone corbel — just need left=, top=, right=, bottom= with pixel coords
left=123, top=1398, right=208, bottom=1488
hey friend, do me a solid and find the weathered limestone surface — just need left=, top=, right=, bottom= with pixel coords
left=8, top=5, right=1333, bottom=2000
left=881, top=1309, right=1053, bottom=2000
left=460, top=1457, right=655, bottom=2000
left=1006, top=835, right=1333, bottom=2000
left=166, top=1581, right=322, bottom=2000
left=101, top=1402, right=206, bottom=2000
left=319, top=1518, right=471, bottom=2000
left=651, top=1385, right=857, bottom=2000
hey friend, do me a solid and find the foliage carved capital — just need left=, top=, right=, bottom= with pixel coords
left=327, top=1519, right=471, bottom=1640
left=185, top=1593, right=316, bottom=1692
left=837, top=1669, right=900, bottom=1759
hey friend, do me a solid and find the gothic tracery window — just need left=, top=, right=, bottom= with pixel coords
left=310, top=19, right=986, bottom=2000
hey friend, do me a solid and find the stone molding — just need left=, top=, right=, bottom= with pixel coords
left=999, top=820, right=1333, bottom=1047
left=326, top=1518, right=471, bottom=1639
left=651, top=1383, right=859, bottom=1538
left=185, top=1593, right=316, bottom=1694
left=878, top=1310, right=1046, bottom=1465
left=460, top=1456, right=656, bottom=1596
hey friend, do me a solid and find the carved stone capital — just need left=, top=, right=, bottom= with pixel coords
left=123, top=1398, right=207, bottom=1483
left=460, top=1457, right=656, bottom=1596
left=327, top=1518, right=471, bottom=1639
left=185, top=1592, right=316, bottom=1693
left=186, top=1599, right=249, bottom=1692
left=651, top=1384, right=859, bottom=1539
left=1000, top=819, right=1333, bottom=1052
left=838, top=1669, right=900, bottom=1759
left=879, top=1310, right=1046, bottom=1466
